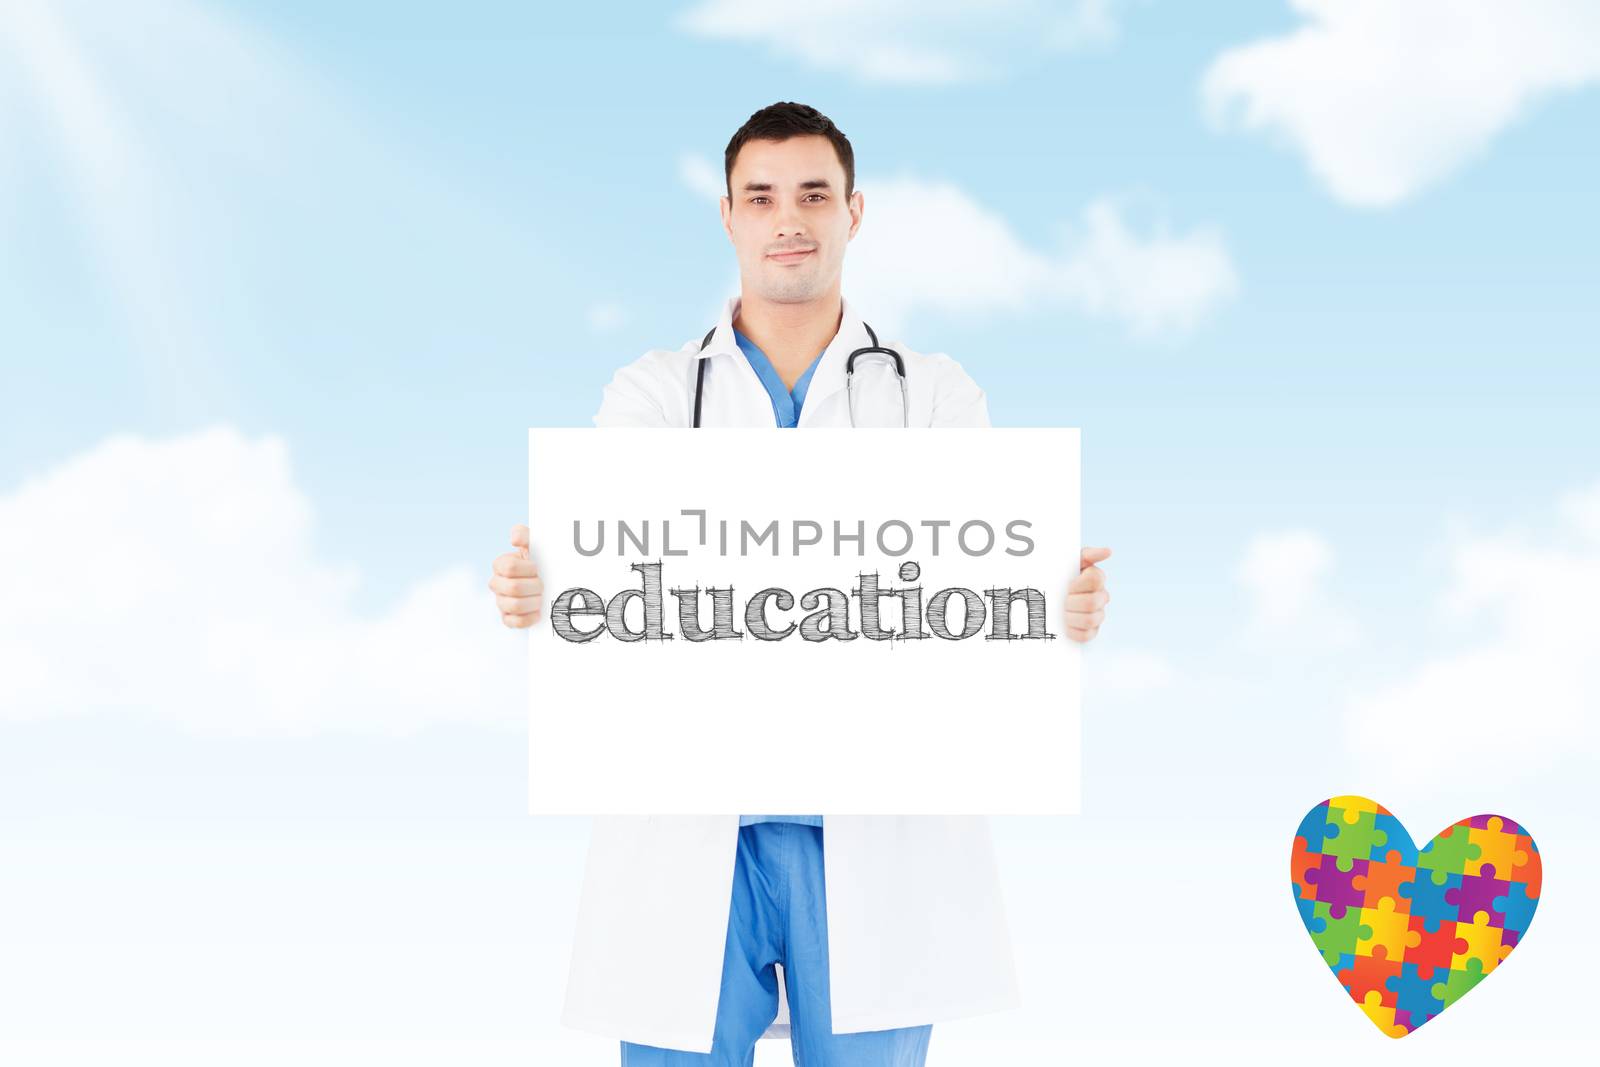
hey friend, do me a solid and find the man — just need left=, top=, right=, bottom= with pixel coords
left=491, top=102, right=1112, bottom=1065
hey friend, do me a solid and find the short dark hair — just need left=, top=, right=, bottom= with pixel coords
left=724, top=102, right=855, bottom=199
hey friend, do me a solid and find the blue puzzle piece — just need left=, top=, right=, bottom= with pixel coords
left=1372, top=812, right=1419, bottom=865
left=1398, top=871, right=1462, bottom=932
left=1296, top=801, right=1334, bottom=852
left=1492, top=882, right=1538, bottom=937
left=1385, top=962, right=1446, bottom=1032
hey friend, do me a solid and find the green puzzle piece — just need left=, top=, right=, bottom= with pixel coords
left=1322, top=806, right=1387, bottom=868
left=1310, top=901, right=1369, bottom=966
left=1432, top=958, right=1488, bottom=1009
left=1416, top=824, right=1482, bottom=884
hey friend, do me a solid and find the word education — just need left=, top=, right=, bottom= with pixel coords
left=548, top=560, right=1056, bottom=644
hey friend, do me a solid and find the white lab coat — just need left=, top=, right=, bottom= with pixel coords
left=558, top=294, right=1021, bottom=1054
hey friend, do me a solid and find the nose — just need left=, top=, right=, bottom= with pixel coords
left=774, top=200, right=807, bottom=240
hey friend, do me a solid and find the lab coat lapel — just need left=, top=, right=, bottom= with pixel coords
left=694, top=295, right=742, bottom=363
left=694, top=294, right=873, bottom=430
left=793, top=295, right=872, bottom=427
left=694, top=296, right=777, bottom=427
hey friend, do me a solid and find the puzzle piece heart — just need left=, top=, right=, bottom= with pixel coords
left=1291, top=795, right=1540, bottom=1038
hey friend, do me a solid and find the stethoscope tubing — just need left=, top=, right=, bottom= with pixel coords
left=691, top=321, right=909, bottom=427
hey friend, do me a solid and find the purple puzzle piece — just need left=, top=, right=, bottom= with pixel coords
left=1307, top=854, right=1368, bottom=915
left=1445, top=864, right=1511, bottom=924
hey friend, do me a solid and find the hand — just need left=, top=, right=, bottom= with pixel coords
left=1064, top=546, right=1111, bottom=643
left=489, top=523, right=543, bottom=628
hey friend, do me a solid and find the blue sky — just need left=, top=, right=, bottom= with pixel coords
left=3, top=0, right=1595, bottom=619
left=2, top=1, right=1598, bottom=1062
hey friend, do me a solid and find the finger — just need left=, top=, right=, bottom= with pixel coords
left=1064, top=590, right=1109, bottom=614
left=503, top=610, right=538, bottom=629
left=496, top=593, right=543, bottom=616
left=488, top=573, right=542, bottom=596
left=1067, top=566, right=1106, bottom=593
left=489, top=574, right=543, bottom=596
left=1067, top=622, right=1101, bottom=643
left=511, top=524, right=530, bottom=549
left=1080, top=546, right=1112, bottom=566
left=1065, top=604, right=1105, bottom=627
left=1063, top=608, right=1105, bottom=631
left=486, top=575, right=544, bottom=601
left=492, top=554, right=540, bottom=579
left=1062, top=614, right=1100, bottom=639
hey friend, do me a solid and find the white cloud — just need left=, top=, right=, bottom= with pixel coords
left=1201, top=0, right=1600, bottom=207
left=1053, top=198, right=1240, bottom=337
left=586, top=300, right=629, bottom=333
left=0, top=427, right=520, bottom=736
left=844, top=178, right=1237, bottom=338
left=680, top=156, right=1238, bottom=338
left=1234, top=529, right=1359, bottom=649
left=676, top=0, right=1120, bottom=85
left=1346, top=479, right=1600, bottom=778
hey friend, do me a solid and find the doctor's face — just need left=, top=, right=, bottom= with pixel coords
left=721, top=135, right=862, bottom=305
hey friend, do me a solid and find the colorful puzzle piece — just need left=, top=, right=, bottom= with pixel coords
left=1323, top=803, right=1388, bottom=868
left=1290, top=797, right=1540, bottom=1038
left=1385, top=961, right=1447, bottom=1029
left=1416, top=824, right=1481, bottom=885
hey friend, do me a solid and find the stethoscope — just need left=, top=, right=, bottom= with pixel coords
left=692, top=321, right=909, bottom=428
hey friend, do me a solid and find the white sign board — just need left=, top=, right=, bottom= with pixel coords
left=528, top=427, right=1080, bottom=814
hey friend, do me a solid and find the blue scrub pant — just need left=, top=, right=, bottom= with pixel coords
left=620, top=821, right=933, bottom=1066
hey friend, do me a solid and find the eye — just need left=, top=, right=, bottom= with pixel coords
left=751, top=196, right=770, bottom=205
left=805, top=194, right=826, bottom=202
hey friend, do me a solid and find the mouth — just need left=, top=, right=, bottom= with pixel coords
left=768, top=248, right=815, bottom=264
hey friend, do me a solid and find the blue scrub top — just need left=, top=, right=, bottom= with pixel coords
left=734, top=328, right=824, bottom=428
left=735, top=328, right=824, bottom=827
